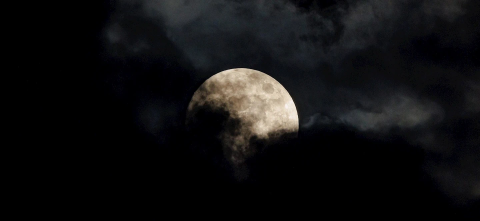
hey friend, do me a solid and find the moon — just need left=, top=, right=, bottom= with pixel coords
left=186, top=68, right=299, bottom=173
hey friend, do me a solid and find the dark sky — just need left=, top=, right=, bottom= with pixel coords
left=26, top=0, right=479, bottom=219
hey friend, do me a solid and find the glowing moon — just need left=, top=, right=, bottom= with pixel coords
left=186, top=68, right=299, bottom=167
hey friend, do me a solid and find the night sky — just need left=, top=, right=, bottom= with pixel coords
left=26, top=0, right=479, bottom=219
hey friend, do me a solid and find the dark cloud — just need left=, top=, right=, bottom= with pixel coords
left=50, top=0, right=480, bottom=218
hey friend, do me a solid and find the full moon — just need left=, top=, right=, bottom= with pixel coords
left=186, top=68, right=299, bottom=171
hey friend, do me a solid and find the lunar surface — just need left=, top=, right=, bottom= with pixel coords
left=186, top=68, right=299, bottom=172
